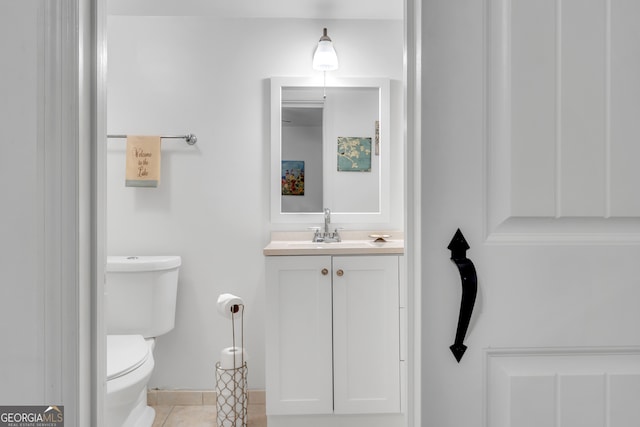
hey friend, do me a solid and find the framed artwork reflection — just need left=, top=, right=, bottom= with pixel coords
left=281, top=160, right=305, bottom=195
left=337, top=137, right=372, bottom=172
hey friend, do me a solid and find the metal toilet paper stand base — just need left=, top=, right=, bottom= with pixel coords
left=215, top=361, right=248, bottom=427
left=216, top=303, right=247, bottom=427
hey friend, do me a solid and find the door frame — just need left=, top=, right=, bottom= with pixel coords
left=90, top=0, right=108, bottom=424
left=37, top=0, right=101, bottom=424
left=87, top=0, right=422, bottom=425
left=404, top=0, right=423, bottom=426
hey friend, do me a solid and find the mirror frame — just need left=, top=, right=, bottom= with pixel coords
left=270, top=76, right=391, bottom=225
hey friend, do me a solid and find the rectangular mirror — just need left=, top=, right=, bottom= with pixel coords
left=271, top=77, right=390, bottom=225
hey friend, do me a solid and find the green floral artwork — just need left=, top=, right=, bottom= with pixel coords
left=337, top=137, right=372, bottom=172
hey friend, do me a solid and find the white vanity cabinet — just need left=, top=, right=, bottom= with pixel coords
left=265, top=255, right=334, bottom=415
left=265, top=254, right=401, bottom=416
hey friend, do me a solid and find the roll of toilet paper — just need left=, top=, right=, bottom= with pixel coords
left=216, top=293, right=244, bottom=319
left=220, top=347, right=248, bottom=369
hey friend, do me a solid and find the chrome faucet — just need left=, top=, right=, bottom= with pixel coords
left=311, top=208, right=342, bottom=243
left=324, top=208, right=331, bottom=234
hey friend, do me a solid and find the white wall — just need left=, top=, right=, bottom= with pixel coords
left=106, top=16, right=403, bottom=389
left=0, top=0, right=44, bottom=402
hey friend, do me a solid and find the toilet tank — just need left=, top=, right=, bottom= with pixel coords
left=106, top=255, right=181, bottom=338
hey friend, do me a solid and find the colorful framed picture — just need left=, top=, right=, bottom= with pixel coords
left=281, top=160, right=305, bottom=195
left=337, top=137, right=372, bottom=172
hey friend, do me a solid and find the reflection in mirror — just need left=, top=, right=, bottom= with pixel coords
left=281, top=100, right=324, bottom=212
left=271, top=77, right=390, bottom=225
left=281, top=87, right=380, bottom=214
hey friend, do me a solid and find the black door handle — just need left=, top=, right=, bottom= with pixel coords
left=447, top=229, right=477, bottom=362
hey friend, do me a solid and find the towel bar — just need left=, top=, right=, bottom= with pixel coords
left=107, top=134, right=197, bottom=145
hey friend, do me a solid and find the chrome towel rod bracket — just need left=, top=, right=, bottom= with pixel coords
left=107, top=133, right=198, bottom=145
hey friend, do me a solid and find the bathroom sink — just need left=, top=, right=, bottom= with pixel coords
left=285, top=240, right=383, bottom=248
left=264, top=238, right=404, bottom=256
left=286, top=241, right=353, bottom=248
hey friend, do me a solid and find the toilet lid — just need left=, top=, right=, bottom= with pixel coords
left=107, top=335, right=151, bottom=381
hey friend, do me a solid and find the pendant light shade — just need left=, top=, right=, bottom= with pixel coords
left=313, top=28, right=339, bottom=71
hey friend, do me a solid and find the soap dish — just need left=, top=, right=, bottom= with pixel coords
left=369, top=234, right=391, bottom=243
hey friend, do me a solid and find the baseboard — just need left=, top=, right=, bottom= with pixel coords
left=147, top=389, right=266, bottom=406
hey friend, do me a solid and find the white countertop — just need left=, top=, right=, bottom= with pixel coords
left=263, top=231, right=404, bottom=256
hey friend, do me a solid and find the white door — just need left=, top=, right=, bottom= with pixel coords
left=420, top=1, right=640, bottom=426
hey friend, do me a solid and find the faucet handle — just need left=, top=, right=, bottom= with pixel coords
left=308, top=226, right=323, bottom=242
left=332, top=227, right=344, bottom=242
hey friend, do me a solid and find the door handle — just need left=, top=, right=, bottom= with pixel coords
left=447, top=228, right=477, bottom=362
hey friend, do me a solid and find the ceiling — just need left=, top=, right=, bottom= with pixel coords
left=108, top=0, right=403, bottom=20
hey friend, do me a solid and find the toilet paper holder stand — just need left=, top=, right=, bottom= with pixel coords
left=216, top=303, right=248, bottom=427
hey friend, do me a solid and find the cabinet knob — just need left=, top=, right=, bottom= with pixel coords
left=336, top=269, right=344, bottom=277
left=321, top=268, right=329, bottom=276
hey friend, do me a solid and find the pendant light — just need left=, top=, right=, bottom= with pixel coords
left=313, top=28, right=339, bottom=71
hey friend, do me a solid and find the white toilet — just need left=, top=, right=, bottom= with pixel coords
left=105, top=255, right=181, bottom=427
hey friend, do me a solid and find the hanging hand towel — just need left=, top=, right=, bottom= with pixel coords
left=125, top=135, right=161, bottom=187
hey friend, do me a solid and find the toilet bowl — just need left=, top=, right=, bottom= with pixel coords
left=105, top=256, right=181, bottom=427
left=106, top=335, right=156, bottom=427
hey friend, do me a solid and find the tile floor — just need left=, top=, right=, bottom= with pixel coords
left=148, top=390, right=267, bottom=427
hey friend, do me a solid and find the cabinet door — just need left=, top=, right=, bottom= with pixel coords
left=265, top=256, right=333, bottom=415
left=332, top=255, right=401, bottom=414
